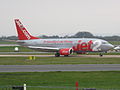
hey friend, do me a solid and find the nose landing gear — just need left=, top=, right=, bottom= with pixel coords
left=99, top=53, right=103, bottom=57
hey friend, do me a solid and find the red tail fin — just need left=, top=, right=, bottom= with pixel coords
left=15, top=19, right=39, bottom=40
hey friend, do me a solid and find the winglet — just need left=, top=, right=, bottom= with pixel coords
left=15, top=19, right=40, bottom=40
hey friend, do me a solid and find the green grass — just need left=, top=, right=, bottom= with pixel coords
left=0, top=57, right=120, bottom=65
left=0, top=41, right=17, bottom=44
left=109, top=41, right=120, bottom=45
left=0, top=71, right=120, bottom=89
left=0, top=46, right=34, bottom=52
left=0, top=46, right=52, bottom=53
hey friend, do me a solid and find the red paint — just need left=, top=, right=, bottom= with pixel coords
left=15, top=19, right=39, bottom=40
left=78, top=40, right=82, bottom=43
left=72, top=46, right=78, bottom=51
left=73, top=40, right=93, bottom=52
left=59, top=48, right=71, bottom=55
left=77, top=44, right=81, bottom=50
left=88, top=40, right=93, bottom=51
left=80, top=42, right=88, bottom=51
left=75, top=81, right=79, bottom=90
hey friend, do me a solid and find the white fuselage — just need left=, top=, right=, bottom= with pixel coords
left=17, top=38, right=114, bottom=52
left=15, top=19, right=114, bottom=56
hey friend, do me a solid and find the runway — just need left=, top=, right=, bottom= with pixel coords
left=0, top=54, right=120, bottom=72
left=0, top=64, right=120, bottom=72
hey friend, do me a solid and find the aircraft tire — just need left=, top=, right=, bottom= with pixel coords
left=99, top=53, right=103, bottom=57
left=64, top=55, right=69, bottom=57
left=55, top=53, right=60, bottom=57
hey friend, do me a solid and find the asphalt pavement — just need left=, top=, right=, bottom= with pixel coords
left=0, top=64, right=120, bottom=72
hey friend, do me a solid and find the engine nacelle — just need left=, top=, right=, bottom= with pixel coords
left=59, top=48, right=73, bottom=55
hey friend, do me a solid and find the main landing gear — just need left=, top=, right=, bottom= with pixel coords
left=99, top=51, right=107, bottom=57
left=55, top=52, right=60, bottom=57
left=55, top=52, right=69, bottom=57
left=64, top=55, right=69, bottom=57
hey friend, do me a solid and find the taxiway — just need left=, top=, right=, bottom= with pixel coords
left=0, top=54, right=120, bottom=58
left=0, top=54, right=120, bottom=72
left=0, top=64, right=120, bottom=72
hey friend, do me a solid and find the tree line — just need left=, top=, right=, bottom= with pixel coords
left=0, top=31, right=120, bottom=41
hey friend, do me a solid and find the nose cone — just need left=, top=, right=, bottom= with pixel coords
left=101, top=44, right=114, bottom=51
left=108, top=44, right=114, bottom=50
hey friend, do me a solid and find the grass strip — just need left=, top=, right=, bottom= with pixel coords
left=0, top=71, right=120, bottom=89
left=0, top=57, right=120, bottom=65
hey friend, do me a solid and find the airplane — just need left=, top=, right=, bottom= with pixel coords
left=15, top=19, right=114, bottom=57
left=114, top=46, right=120, bottom=52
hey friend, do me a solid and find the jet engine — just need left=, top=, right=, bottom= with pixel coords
left=59, top=48, right=73, bottom=56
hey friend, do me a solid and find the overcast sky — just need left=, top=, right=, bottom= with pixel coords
left=0, top=0, right=120, bottom=37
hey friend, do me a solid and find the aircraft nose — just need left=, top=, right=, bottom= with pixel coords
left=108, top=44, right=114, bottom=50
left=100, top=43, right=114, bottom=51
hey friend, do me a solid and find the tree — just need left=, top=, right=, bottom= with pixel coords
left=74, top=31, right=94, bottom=38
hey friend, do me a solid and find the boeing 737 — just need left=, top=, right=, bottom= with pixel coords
left=15, top=19, right=114, bottom=57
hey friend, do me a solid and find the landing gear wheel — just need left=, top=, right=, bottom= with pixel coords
left=55, top=53, right=60, bottom=57
left=64, top=55, right=69, bottom=57
left=99, top=53, right=103, bottom=57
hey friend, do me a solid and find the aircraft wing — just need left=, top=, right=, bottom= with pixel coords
left=28, top=46, right=60, bottom=52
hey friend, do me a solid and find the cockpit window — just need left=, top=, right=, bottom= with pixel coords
left=102, top=41, right=108, bottom=44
